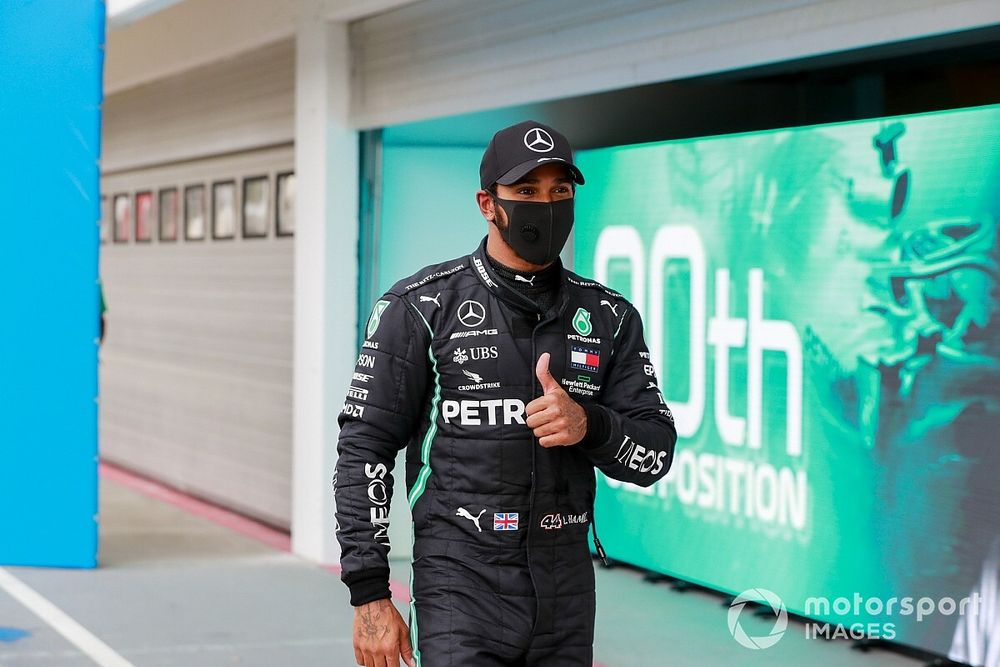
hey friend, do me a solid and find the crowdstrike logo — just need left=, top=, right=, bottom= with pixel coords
left=523, top=128, right=554, bottom=153
left=727, top=588, right=788, bottom=650
left=457, top=369, right=501, bottom=391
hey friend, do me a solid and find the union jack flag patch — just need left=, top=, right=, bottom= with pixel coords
left=493, top=513, right=519, bottom=531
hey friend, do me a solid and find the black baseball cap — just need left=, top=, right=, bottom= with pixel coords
left=480, top=120, right=585, bottom=190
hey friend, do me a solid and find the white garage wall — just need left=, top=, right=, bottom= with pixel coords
left=100, top=40, right=296, bottom=528
left=349, top=0, right=1000, bottom=128
left=103, top=39, right=295, bottom=173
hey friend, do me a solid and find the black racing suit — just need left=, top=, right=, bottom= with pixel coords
left=334, top=238, right=677, bottom=666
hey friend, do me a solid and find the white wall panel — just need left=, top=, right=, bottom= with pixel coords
left=349, top=0, right=1000, bottom=128
left=100, top=146, right=295, bottom=528
left=102, top=39, right=295, bottom=173
left=290, top=9, right=360, bottom=564
left=105, top=0, right=296, bottom=95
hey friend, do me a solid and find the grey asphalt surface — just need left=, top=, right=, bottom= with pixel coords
left=0, top=475, right=924, bottom=666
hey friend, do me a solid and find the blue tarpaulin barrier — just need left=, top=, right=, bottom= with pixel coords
left=0, top=0, right=105, bottom=567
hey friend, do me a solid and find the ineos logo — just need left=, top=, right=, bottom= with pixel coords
left=523, top=128, right=554, bottom=153
left=458, top=300, right=486, bottom=328
left=365, top=462, right=390, bottom=545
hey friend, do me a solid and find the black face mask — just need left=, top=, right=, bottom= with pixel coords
left=493, top=196, right=574, bottom=266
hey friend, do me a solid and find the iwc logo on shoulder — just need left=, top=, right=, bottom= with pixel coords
left=572, top=308, right=593, bottom=336
left=367, top=300, right=390, bottom=338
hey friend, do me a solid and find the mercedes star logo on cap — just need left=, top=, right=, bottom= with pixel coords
left=523, top=128, right=555, bottom=153
left=457, top=300, right=487, bottom=327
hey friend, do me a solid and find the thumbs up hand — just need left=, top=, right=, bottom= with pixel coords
left=535, top=351, right=561, bottom=395
left=526, top=352, right=588, bottom=447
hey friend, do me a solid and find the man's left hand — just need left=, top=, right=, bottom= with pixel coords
left=526, top=352, right=587, bottom=447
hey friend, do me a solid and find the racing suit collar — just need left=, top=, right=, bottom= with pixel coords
left=470, top=236, right=569, bottom=317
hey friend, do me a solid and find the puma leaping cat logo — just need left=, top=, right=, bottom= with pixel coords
left=419, top=292, right=442, bottom=308
left=456, top=507, right=486, bottom=532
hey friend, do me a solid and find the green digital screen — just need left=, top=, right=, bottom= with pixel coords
left=574, top=104, right=1000, bottom=657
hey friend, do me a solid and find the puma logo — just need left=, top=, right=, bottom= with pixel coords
left=455, top=507, right=486, bottom=532
left=514, top=274, right=536, bottom=285
left=600, top=299, right=619, bottom=316
left=419, top=292, right=442, bottom=308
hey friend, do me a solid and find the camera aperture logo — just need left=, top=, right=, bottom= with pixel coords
left=726, top=589, right=983, bottom=648
left=727, top=588, right=788, bottom=650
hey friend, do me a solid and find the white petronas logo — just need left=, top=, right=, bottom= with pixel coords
left=366, top=300, right=390, bottom=338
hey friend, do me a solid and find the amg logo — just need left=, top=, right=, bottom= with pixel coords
left=441, top=399, right=526, bottom=426
left=450, top=329, right=498, bottom=340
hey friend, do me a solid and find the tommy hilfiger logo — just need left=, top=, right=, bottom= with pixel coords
left=570, top=346, right=600, bottom=373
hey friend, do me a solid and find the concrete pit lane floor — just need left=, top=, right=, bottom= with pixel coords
left=0, top=466, right=925, bottom=666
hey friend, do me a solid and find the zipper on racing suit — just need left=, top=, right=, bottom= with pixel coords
left=526, top=311, right=542, bottom=633
left=530, top=308, right=610, bottom=574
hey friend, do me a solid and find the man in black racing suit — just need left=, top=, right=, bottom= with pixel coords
left=335, top=120, right=677, bottom=666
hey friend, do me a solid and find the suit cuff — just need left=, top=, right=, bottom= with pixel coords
left=344, top=569, right=392, bottom=606
left=578, top=403, right=612, bottom=450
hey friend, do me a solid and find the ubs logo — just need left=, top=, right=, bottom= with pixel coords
left=470, top=346, right=498, bottom=360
